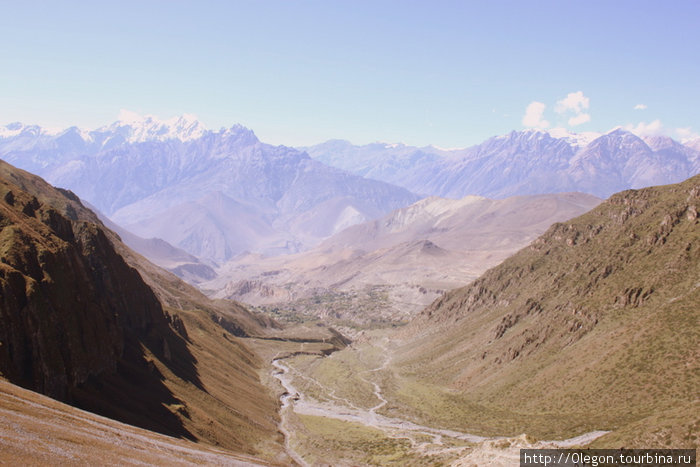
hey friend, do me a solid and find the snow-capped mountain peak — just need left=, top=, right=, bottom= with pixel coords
left=685, top=138, right=700, bottom=152
left=57, top=126, right=94, bottom=141
left=499, top=127, right=601, bottom=148
left=102, top=110, right=209, bottom=143
left=0, top=122, right=64, bottom=139
left=218, top=124, right=259, bottom=148
left=496, top=128, right=547, bottom=140
left=0, top=122, right=28, bottom=138
left=547, top=127, right=601, bottom=148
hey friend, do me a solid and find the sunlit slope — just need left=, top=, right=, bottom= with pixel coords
left=0, top=379, right=269, bottom=466
left=396, top=174, right=700, bottom=447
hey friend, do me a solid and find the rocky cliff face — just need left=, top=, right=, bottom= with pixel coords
left=0, top=160, right=283, bottom=459
left=0, top=166, right=168, bottom=401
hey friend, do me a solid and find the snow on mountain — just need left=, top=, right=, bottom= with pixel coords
left=305, top=128, right=700, bottom=199
left=685, top=138, right=700, bottom=152
left=2, top=116, right=698, bottom=263
left=1, top=111, right=209, bottom=151
left=0, top=122, right=65, bottom=139
left=0, top=122, right=32, bottom=139
left=547, top=127, right=601, bottom=148
left=99, top=111, right=209, bottom=143
left=0, top=115, right=419, bottom=263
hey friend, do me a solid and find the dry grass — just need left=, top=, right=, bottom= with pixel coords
left=0, top=379, right=271, bottom=466
left=147, top=307, right=288, bottom=461
left=393, top=176, right=700, bottom=447
left=292, top=414, right=434, bottom=466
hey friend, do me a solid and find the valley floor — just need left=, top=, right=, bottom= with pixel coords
left=251, top=326, right=609, bottom=467
left=1, top=318, right=688, bottom=466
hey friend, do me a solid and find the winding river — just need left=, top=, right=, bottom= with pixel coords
left=271, top=352, right=608, bottom=464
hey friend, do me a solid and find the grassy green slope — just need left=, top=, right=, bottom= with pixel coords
left=394, top=175, right=699, bottom=447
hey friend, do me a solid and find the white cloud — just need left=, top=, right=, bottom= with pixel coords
left=675, top=127, right=699, bottom=142
left=522, top=101, right=550, bottom=128
left=568, top=113, right=591, bottom=126
left=554, top=91, right=591, bottom=127
left=624, top=119, right=664, bottom=136
left=633, top=104, right=647, bottom=110
left=623, top=121, right=699, bottom=142
left=555, top=91, right=590, bottom=115
left=118, top=109, right=147, bottom=123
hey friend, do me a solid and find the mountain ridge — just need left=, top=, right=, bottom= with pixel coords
left=390, top=174, right=699, bottom=447
left=208, top=191, right=601, bottom=323
left=0, top=159, right=288, bottom=461
left=1, top=115, right=419, bottom=263
left=305, top=128, right=700, bottom=200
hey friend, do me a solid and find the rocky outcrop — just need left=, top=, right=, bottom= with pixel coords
left=399, top=174, right=699, bottom=446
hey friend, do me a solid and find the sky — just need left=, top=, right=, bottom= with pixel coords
left=1, top=0, right=699, bottom=147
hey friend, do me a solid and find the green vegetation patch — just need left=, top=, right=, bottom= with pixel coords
left=254, top=286, right=408, bottom=329
left=294, top=414, right=447, bottom=466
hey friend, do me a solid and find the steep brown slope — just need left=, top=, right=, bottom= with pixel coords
left=394, top=174, right=700, bottom=447
left=0, top=160, right=285, bottom=461
left=0, top=379, right=268, bottom=466
left=0, top=162, right=170, bottom=401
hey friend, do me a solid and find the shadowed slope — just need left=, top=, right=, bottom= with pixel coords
left=0, top=159, right=198, bottom=439
left=0, top=159, right=286, bottom=461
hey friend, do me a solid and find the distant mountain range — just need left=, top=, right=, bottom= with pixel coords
left=303, top=129, right=700, bottom=199
left=0, top=116, right=419, bottom=263
left=1, top=119, right=697, bottom=457
left=3, top=116, right=698, bottom=268
left=207, top=191, right=601, bottom=323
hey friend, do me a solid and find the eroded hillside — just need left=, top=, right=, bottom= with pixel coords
left=392, top=174, right=700, bottom=447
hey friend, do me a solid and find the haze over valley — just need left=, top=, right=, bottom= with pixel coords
left=1, top=1, right=699, bottom=465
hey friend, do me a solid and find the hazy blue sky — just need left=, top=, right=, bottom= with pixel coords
left=1, top=0, right=699, bottom=147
